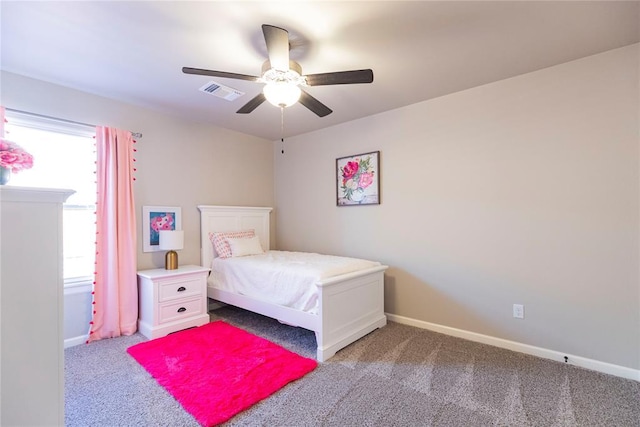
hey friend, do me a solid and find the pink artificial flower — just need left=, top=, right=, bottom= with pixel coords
left=12, top=152, right=33, bottom=172
left=0, top=151, right=20, bottom=168
left=21, top=152, right=34, bottom=169
left=0, top=138, right=34, bottom=172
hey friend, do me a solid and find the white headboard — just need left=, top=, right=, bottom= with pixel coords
left=197, top=205, right=272, bottom=268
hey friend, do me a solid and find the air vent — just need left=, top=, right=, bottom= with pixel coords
left=198, top=81, right=244, bottom=101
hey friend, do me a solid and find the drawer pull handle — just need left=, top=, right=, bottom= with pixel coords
left=177, top=286, right=186, bottom=292
left=177, top=307, right=186, bottom=313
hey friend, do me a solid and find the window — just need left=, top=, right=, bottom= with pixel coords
left=5, top=111, right=96, bottom=285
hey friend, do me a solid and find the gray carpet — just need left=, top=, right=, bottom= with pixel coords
left=65, top=306, right=640, bottom=426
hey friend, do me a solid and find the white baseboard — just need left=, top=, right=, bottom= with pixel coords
left=64, top=334, right=88, bottom=349
left=386, top=313, right=639, bottom=382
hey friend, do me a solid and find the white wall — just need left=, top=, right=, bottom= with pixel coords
left=274, top=44, right=640, bottom=371
left=1, top=71, right=275, bottom=344
left=63, top=284, right=93, bottom=347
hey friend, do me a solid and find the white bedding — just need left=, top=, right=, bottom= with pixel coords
left=209, top=250, right=382, bottom=315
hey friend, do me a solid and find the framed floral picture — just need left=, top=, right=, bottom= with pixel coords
left=142, top=206, right=182, bottom=252
left=336, top=151, right=380, bottom=206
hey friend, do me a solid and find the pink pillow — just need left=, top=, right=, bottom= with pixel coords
left=209, top=230, right=255, bottom=258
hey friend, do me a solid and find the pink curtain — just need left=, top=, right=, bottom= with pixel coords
left=0, top=106, right=5, bottom=136
left=88, top=126, right=138, bottom=341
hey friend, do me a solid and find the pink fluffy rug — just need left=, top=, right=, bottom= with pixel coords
left=127, top=321, right=317, bottom=426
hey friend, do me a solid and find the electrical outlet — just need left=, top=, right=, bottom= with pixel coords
left=513, top=304, right=524, bottom=319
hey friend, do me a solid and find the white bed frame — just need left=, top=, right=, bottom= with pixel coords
left=198, top=205, right=388, bottom=361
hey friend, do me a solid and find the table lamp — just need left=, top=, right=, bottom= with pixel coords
left=159, top=230, right=184, bottom=270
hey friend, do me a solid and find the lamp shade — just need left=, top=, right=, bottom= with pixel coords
left=159, top=230, right=184, bottom=251
left=263, top=82, right=301, bottom=108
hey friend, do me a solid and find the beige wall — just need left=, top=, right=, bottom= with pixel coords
left=274, top=44, right=640, bottom=370
left=0, top=71, right=274, bottom=270
left=3, top=43, right=638, bottom=371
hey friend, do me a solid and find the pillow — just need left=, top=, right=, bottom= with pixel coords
left=227, top=235, right=264, bottom=257
left=209, top=229, right=255, bottom=258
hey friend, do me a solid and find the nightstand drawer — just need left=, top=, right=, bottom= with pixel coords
left=158, top=277, right=202, bottom=302
left=158, top=298, right=203, bottom=324
left=137, top=265, right=210, bottom=339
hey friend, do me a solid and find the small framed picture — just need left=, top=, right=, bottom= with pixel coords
left=142, top=206, right=182, bottom=252
left=336, top=151, right=380, bottom=206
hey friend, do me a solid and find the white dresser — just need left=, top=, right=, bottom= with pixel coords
left=137, top=265, right=210, bottom=339
left=1, top=186, right=74, bottom=426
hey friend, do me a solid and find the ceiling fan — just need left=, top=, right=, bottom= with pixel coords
left=182, top=24, right=374, bottom=117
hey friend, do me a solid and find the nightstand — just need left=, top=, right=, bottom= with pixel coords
left=137, top=265, right=210, bottom=339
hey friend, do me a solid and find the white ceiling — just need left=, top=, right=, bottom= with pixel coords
left=1, top=1, right=638, bottom=141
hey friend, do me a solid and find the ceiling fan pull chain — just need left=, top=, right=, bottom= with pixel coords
left=280, top=107, right=285, bottom=154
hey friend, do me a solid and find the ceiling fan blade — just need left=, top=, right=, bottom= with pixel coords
left=305, top=69, right=374, bottom=86
left=236, top=93, right=266, bottom=114
left=298, top=90, right=332, bottom=117
left=182, top=67, right=259, bottom=82
left=262, top=24, right=290, bottom=71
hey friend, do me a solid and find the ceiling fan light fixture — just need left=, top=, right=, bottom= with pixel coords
left=263, top=81, right=301, bottom=108
left=183, top=25, right=373, bottom=117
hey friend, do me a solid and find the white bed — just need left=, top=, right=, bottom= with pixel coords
left=198, top=205, right=388, bottom=361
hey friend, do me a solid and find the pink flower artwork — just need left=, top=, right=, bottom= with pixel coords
left=337, top=152, right=379, bottom=205
left=358, top=172, right=374, bottom=189
left=341, top=161, right=359, bottom=184
left=150, top=213, right=175, bottom=232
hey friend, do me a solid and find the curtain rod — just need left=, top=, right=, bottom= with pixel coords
left=5, top=108, right=143, bottom=139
